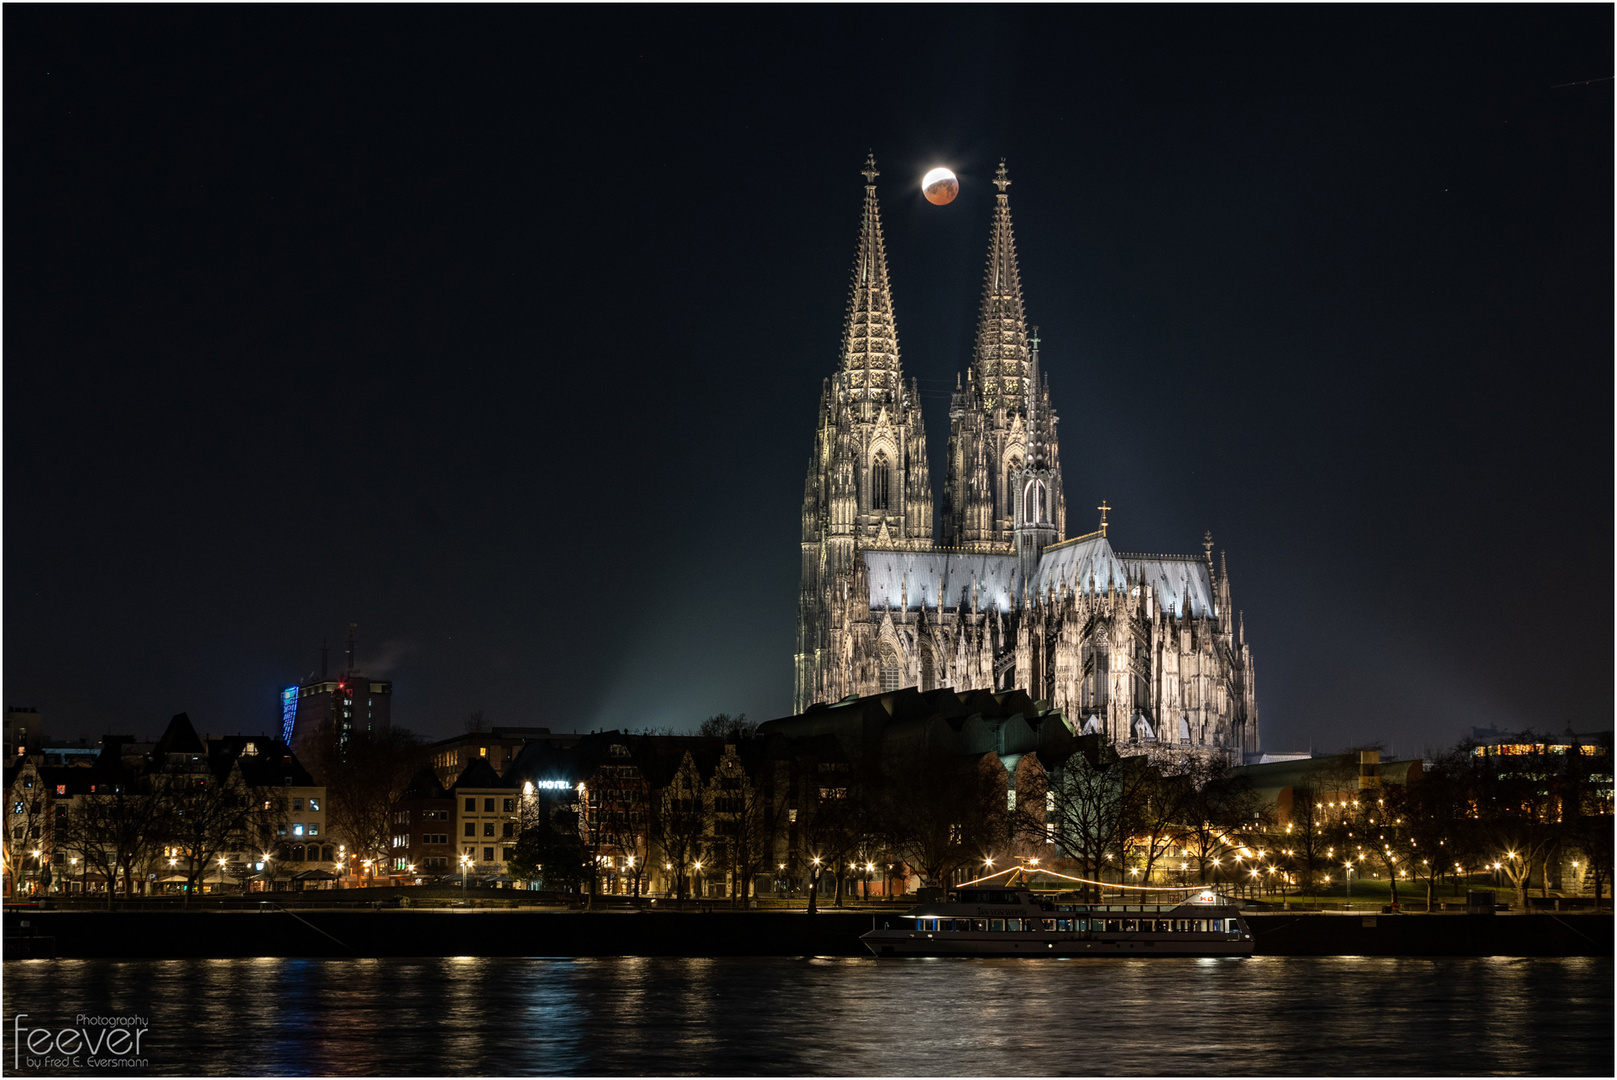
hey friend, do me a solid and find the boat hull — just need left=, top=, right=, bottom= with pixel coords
left=860, top=929, right=1253, bottom=958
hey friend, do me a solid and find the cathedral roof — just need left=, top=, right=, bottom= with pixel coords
left=1030, top=533, right=1127, bottom=599
left=864, top=550, right=1017, bottom=613
left=1031, top=534, right=1218, bottom=618
left=1116, top=551, right=1217, bottom=619
left=864, top=533, right=1216, bottom=618
left=839, top=153, right=903, bottom=406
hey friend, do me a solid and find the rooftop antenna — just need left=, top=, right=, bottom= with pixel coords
left=346, top=623, right=358, bottom=676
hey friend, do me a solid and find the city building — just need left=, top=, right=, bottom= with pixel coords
left=5, top=707, right=44, bottom=760
left=795, top=158, right=1258, bottom=763
left=427, top=726, right=579, bottom=788
left=450, top=759, right=519, bottom=880
left=283, top=627, right=392, bottom=755
left=392, top=766, right=457, bottom=876
left=5, top=713, right=328, bottom=898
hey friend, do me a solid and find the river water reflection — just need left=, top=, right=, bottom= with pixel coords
left=3, top=955, right=1611, bottom=1076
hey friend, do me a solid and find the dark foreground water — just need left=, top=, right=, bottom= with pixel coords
left=3, top=955, right=1611, bottom=1076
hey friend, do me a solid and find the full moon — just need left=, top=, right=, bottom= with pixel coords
left=922, top=167, right=958, bottom=206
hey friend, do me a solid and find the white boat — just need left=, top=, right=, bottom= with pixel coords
left=860, top=869, right=1253, bottom=958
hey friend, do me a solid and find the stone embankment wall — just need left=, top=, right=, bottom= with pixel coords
left=5, top=908, right=1610, bottom=960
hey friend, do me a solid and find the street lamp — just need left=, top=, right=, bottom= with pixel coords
left=461, top=853, right=472, bottom=889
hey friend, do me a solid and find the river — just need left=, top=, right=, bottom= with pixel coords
left=3, top=955, right=1611, bottom=1075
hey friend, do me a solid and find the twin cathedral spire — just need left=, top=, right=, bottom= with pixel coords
left=793, top=157, right=1258, bottom=764
left=795, top=156, right=1069, bottom=709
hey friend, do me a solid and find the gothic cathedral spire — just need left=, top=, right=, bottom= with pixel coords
left=797, top=155, right=934, bottom=713
left=840, top=153, right=903, bottom=407
left=972, top=160, right=1030, bottom=411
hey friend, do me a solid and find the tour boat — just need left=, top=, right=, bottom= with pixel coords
left=860, top=868, right=1253, bottom=958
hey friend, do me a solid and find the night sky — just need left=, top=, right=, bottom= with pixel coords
left=6, top=8, right=1612, bottom=755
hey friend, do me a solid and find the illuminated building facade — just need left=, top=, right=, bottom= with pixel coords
left=393, top=766, right=457, bottom=875
left=285, top=676, right=392, bottom=757
left=283, top=629, right=393, bottom=755
left=796, top=157, right=1259, bottom=763
left=452, top=759, right=519, bottom=878
left=426, top=726, right=578, bottom=788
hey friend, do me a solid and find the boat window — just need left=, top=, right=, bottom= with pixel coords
left=1057, top=919, right=1072, bottom=932
left=972, top=919, right=987, bottom=931
left=1042, top=919, right=1056, bottom=932
left=1122, top=919, right=1137, bottom=932
left=989, top=919, right=1004, bottom=932
left=1174, top=920, right=1189, bottom=933
left=1006, top=919, right=1021, bottom=932
left=1105, top=920, right=1122, bottom=933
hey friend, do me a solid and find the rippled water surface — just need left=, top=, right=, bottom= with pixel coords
left=4, top=955, right=1611, bottom=1075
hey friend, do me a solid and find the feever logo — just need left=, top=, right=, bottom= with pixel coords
left=12, top=1013, right=151, bottom=1071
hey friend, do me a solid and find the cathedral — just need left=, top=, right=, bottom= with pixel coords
left=794, top=156, right=1259, bottom=763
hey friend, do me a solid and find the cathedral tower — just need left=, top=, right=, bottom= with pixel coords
left=795, top=156, right=934, bottom=713
left=942, top=160, right=1066, bottom=554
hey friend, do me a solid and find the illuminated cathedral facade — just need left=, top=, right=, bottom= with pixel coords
left=794, top=157, right=1259, bottom=763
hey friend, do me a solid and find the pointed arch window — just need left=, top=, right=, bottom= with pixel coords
left=879, top=646, right=901, bottom=692
left=871, top=453, right=891, bottom=511
left=1022, top=478, right=1045, bottom=526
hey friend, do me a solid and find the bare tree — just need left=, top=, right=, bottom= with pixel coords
left=56, top=784, right=164, bottom=904
left=883, top=749, right=1000, bottom=890
left=308, top=726, right=423, bottom=873
left=648, top=755, right=707, bottom=904
left=698, top=713, right=757, bottom=741
left=1175, top=757, right=1265, bottom=895
left=1044, top=740, right=1126, bottom=902
left=1466, top=737, right=1562, bottom=910
left=3, top=766, right=53, bottom=895
left=1119, top=758, right=1197, bottom=900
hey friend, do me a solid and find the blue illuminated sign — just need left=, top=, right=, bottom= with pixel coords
left=281, top=686, right=298, bottom=745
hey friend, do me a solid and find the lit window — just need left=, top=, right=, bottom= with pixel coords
left=871, top=453, right=890, bottom=511
left=308, top=824, right=319, bottom=836
left=293, top=824, right=305, bottom=837
left=879, top=647, right=901, bottom=692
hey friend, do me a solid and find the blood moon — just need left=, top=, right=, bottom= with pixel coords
left=921, top=167, right=959, bottom=206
